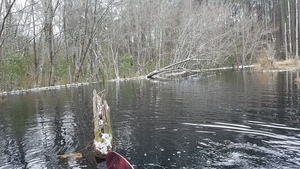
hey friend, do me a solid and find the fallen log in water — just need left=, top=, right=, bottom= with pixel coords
left=146, top=58, right=212, bottom=79
left=57, top=153, right=83, bottom=159
left=93, top=90, right=112, bottom=159
left=146, top=58, right=257, bottom=80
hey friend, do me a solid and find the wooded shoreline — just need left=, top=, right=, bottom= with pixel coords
left=1, top=61, right=299, bottom=97
left=2, top=1, right=300, bottom=91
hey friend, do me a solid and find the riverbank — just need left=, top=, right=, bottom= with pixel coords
left=0, top=82, right=90, bottom=96
left=256, top=59, right=300, bottom=72
left=1, top=61, right=300, bottom=97
left=256, top=59, right=300, bottom=86
left=0, top=76, right=147, bottom=97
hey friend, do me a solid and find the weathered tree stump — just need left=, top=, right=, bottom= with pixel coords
left=93, top=90, right=112, bottom=159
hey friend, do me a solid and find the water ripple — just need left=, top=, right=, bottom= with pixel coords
left=248, top=122, right=300, bottom=131
left=181, top=119, right=300, bottom=167
left=182, top=121, right=300, bottom=140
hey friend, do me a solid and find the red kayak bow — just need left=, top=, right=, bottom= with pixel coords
left=106, top=151, right=134, bottom=169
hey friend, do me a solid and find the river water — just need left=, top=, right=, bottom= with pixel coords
left=1, top=70, right=300, bottom=169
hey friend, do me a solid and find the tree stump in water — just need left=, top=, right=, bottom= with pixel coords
left=93, top=90, right=112, bottom=159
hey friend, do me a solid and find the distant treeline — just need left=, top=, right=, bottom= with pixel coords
left=0, top=0, right=299, bottom=90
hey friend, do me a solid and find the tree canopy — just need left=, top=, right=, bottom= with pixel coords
left=0, top=0, right=299, bottom=90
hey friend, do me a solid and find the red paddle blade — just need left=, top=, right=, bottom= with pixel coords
left=106, top=151, right=134, bottom=169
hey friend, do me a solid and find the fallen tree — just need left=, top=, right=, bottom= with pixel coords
left=146, top=58, right=210, bottom=79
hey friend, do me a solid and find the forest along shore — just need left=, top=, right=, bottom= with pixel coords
left=1, top=59, right=300, bottom=97
left=1, top=1, right=300, bottom=92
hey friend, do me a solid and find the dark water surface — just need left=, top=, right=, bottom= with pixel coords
left=1, top=70, right=300, bottom=169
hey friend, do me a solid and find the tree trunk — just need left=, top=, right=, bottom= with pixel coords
left=291, top=0, right=297, bottom=56
left=93, top=90, right=112, bottom=159
left=285, top=22, right=288, bottom=59
left=43, top=0, right=55, bottom=86
left=288, top=0, right=292, bottom=54
left=296, top=0, right=299, bottom=60
left=0, top=0, right=16, bottom=58
left=31, top=0, right=39, bottom=86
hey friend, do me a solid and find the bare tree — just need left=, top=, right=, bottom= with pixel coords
left=1, top=0, right=299, bottom=89
left=42, top=0, right=55, bottom=85
left=71, top=0, right=112, bottom=82
left=296, top=0, right=299, bottom=60
left=0, top=0, right=16, bottom=58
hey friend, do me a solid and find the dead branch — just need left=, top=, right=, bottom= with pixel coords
left=146, top=58, right=209, bottom=79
